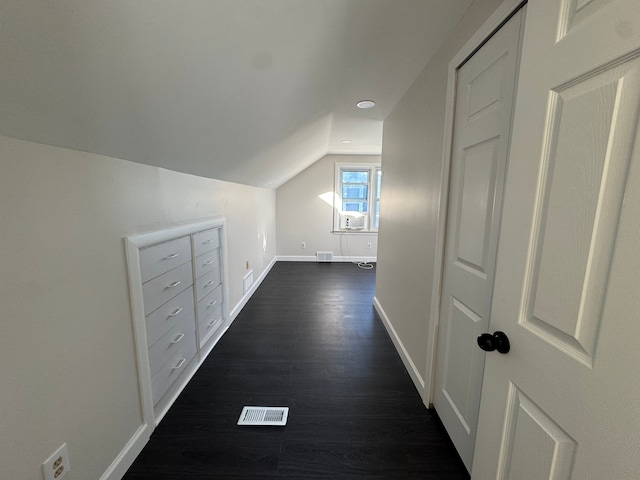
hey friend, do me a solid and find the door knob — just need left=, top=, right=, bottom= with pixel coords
left=477, top=331, right=510, bottom=354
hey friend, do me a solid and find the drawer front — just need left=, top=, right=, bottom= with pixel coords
left=150, top=335, right=197, bottom=405
left=195, top=266, right=221, bottom=301
left=197, top=285, right=224, bottom=326
left=192, top=228, right=220, bottom=257
left=145, top=287, right=195, bottom=346
left=198, top=313, right=224, bottom=347
left=140, top=236, right=191, bottom=283
left=143, top=261, right=193, bottom=314
left=148, top=314, right=196, bottom=377
left=194, top=248, right=220, bottom=280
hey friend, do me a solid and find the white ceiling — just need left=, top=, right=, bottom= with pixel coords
left=0, top=0, right=472, bottom=188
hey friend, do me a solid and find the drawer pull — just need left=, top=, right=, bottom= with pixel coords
left=163, top=253, right=180, bottom=259
left=167, top=281, right=182, bottom=288
left=203, top=239, right=215, bottom=244
left=205, top=280, right=215, bottom=287
left=168, top=307, right=183, bottom=317
left=207, top=319, right=218, bottom=327
left=172, top=358, right=186, bottom=370
left=204, top=260, right=215, bottom=266
left=171, top=333, right=185, bottom=344
left=208, top=299, right=217, bottom=307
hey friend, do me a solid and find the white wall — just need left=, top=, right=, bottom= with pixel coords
left=276, top=153, right=379, bottom=261
left=0, top=135, right=276, bottom=480
left=374, top=0, right=506, bottom=400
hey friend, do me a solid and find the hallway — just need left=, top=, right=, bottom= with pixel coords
left=123, top=262, right=468, bottom=479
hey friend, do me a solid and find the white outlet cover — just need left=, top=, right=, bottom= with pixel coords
left=43, top=443, right=70, bottom=480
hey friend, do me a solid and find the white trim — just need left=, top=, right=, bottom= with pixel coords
left=99, top=424, right=150, bottom=480
left=123, top=238, right=155, bottom=429
left=230, top=256, right=277, bottom=319
left=373, top=296, right=427, bottom=404
left=426, top=0, right=527, bottom=404
left=276, top=255, right=377, bottom=263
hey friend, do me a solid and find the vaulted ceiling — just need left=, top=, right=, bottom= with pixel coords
left=1, top=0, right=472, bottom=188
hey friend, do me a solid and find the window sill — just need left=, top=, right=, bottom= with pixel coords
left=331, top=230, right=378, bottom=235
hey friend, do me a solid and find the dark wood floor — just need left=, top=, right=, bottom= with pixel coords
left=123, top=262, right=469, bottom=479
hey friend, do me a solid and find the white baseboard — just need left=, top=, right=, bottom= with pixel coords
left=373, top=296, right=428, bottom=405
left=99, top=423, right=151, bottom=480
left=276, top=255, right=377, bottom=263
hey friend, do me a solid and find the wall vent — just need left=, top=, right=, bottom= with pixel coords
left=243, top=270, right=254, bottom=294
left=316, top=251, right=333, bottom=262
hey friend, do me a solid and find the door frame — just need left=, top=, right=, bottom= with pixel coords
left=424, top=0, right=527, bottom=404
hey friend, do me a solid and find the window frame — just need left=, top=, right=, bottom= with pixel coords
left=333, top=162, right=382, bottom=233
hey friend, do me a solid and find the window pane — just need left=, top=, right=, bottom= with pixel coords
left=343, top=201, right=368, bottom=212
left=376, top=170, right=382, bottom=199
left=342, top=171, right=369, bottom=183
left=342, top=185, right=368, bottom=200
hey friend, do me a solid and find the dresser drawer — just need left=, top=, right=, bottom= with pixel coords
left=140, top=236, right=191, bottom=283
left=143, top=261, right=193, bottom=314
left=150, top=336, right=197, bottom=405
left=197, top=286, right=224, bottom=346
left=195, top=266, right=221, bottom=301
left=198, top=313, right=224, bottom=347
left=148, top=314, right=196, bottom=377
left=194, top=248, right=220, bottom=279
left=145, top=286, right=194, bottom=346
left=197, top=284, right=223, bottom=326
left=192, top=228, right=220, bottom=257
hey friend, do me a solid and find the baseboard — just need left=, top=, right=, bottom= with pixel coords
left=276, top=255, right=377, bottom=263
left=373, top=296, right=427, bottom=404
left=99, top=423, right=151, bottom=480
left=230, top=256, right=277, bottom=319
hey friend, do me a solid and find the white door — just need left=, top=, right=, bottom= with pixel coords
left=433, top=8, right=524, bottom=471
left=472, top=0, right=640, bottom=478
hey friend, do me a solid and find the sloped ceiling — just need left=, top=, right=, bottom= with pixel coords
left=0, top=0, right=472, bottom=188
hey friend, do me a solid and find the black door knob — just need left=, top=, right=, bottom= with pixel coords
left=477, top=331, right=510, bottom=354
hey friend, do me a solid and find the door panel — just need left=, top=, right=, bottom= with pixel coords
left=433, top=8, right=525, bottom=470
left=472, top=0, right=640, bottom=478
left=501, top=384, right=577, bottom=480
left=525, top=59, right=640, bottom=366
left=456, top=137, right=500, bottom=277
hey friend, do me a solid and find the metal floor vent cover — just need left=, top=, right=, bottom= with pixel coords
left=237, top=406, right=289, bottom=426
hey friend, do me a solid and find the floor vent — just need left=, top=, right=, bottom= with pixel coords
left=237, top=406, right=289, bottom=426
left=316, top=251, right=333, bottom=262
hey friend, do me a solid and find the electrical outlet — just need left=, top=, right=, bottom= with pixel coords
left=301, top=242, right=306, bottom=249
left=367, top=242, right=372, bottom=249
left=43, top=443, right=70, bottom=480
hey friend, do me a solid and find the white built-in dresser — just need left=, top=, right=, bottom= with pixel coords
left=125, top=219, right=229, bottom=426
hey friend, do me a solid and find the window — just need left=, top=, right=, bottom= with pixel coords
left=334, top=163, right=381, bottom=232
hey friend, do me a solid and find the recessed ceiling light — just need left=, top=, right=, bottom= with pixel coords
left=356, top=100, right=376, bottom=109
left=341, top=140, right=352, bottom=144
